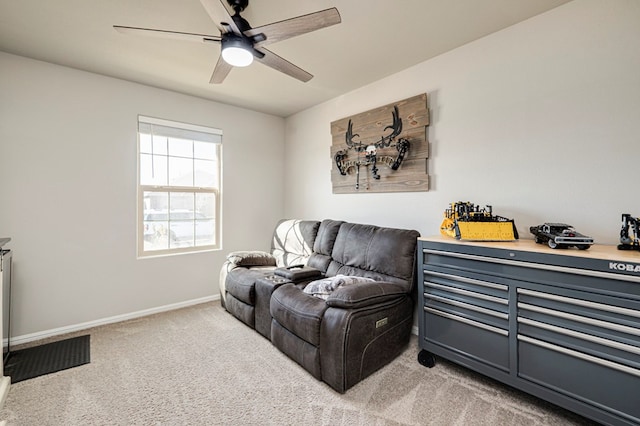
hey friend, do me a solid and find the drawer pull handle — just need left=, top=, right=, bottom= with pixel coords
left=423, top=270, right=508, bottom=291
left=518, top=317, right=640, bottom=356
left=518, top=335, right=640, bottom=378
left=425, top=307, right=508, bottom=336
left=427, top=294, right=509, bottom=319
left=425, top=282, right=508, bottom=305
left=518, top=302, right=640, bottom=337
left=517, top=288, right=640, bottom=319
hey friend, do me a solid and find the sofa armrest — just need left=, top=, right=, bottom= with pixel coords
left=226, top=250, right=277, bottom=267
left=325, top=281, right=409, bottom=309
left=274, top=266, right=322, bottom=282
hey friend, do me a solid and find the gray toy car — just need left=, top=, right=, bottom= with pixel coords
left=530, top=223, right=594, bottom=250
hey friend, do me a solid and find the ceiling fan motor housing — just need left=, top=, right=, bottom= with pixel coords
left=227, top=0, right=249, bottom=13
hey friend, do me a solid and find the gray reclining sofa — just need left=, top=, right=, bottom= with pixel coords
left=219, top=219, right=419, bottom=392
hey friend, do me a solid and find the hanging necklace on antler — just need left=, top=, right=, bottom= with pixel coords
left=334, top=105, right=410, bottom=190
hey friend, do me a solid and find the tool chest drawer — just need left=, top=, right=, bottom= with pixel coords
left=517, top=287, right=640, bottom=368
left=518, top=335, right=640, bottom=424
left=423, top=268, right=509, bottom=330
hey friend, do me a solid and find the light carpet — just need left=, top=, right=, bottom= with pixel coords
left=0, top=302, right=596, bottom=425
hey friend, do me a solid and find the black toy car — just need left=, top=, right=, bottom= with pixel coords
left=529, top=223, right=594, bottom=250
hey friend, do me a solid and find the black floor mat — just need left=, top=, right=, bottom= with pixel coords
left=4, top=335, right=90, bottom=383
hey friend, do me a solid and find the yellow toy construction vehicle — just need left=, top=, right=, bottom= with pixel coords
left=440, top=201, right=519, bottom=241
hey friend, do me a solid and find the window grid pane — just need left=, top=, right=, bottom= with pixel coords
left=168, top=156, right=194, bottom=187
left=152, top=135, right=168, bottom=155
left=168, top=137, right=193, bottom=158
left=194, top=141, right=216, bottom=160
left=140, top=154, right=168, bottom=186
left=142, top=189, right=217, bottom=251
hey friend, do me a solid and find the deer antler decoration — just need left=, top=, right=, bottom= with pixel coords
left=334, top=105, right=410, bottom=189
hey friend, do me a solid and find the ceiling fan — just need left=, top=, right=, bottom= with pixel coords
left=114, top=0, right=341, bottom=84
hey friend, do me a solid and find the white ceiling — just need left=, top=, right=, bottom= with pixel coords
left=0, top=0, right=571, bottom=117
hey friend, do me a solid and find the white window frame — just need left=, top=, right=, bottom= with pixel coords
left=137, top=115, right=222, bottom=257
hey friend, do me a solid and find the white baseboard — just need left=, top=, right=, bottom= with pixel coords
left=10, top=295, right=220, bottom=347
left=412, top=325, right=419, bottom=336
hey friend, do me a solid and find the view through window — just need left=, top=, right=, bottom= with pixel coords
left=138, top=116, right=221, bottom=256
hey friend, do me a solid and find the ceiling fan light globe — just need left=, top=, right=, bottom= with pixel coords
left=222, top=46, right=253, bottom=67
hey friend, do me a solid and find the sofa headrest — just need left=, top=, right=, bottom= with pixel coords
left=271, top=219, right=321, bottom=267
left=313, top=219, right=344, bottom=255
left=306, top=219, right=345, bottom=273
left=329, top=223, right=420, bottom=284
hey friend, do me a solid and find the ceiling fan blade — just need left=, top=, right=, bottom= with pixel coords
left=210, top=55, right=233, bottom=84
left=255, top=47, right=313, bottom=82
left=199, top=0, right=240, bottom=34
left=114, top=25, right=221, bottom=43
left=245, top=8, right=341, bottom=46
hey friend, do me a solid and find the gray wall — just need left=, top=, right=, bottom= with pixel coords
left=283, top=0, right=640, bottom=246
left=0, top=53, right=285, bottom=340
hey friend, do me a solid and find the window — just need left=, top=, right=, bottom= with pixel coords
left=137, top=116, right=222, bottom=257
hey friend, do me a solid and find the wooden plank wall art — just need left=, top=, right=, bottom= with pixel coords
left=330, top=93, right=429, bottom=194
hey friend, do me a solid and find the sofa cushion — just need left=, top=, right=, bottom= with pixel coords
left=307, top=219, right=344, bottom=272
left=225, top=267, right=274, bottom=305
left=327, top=223, right=419, bottom=288
left=271, top=219, right=320, bottom=267
left=313, top=219, right=344, bottom=256
left=270, top=283, right=328, bottom=346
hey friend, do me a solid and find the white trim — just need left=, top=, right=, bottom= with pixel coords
left=138, top=115, right=223, bottom=136
left=10, top=295, right=219, bottom=346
